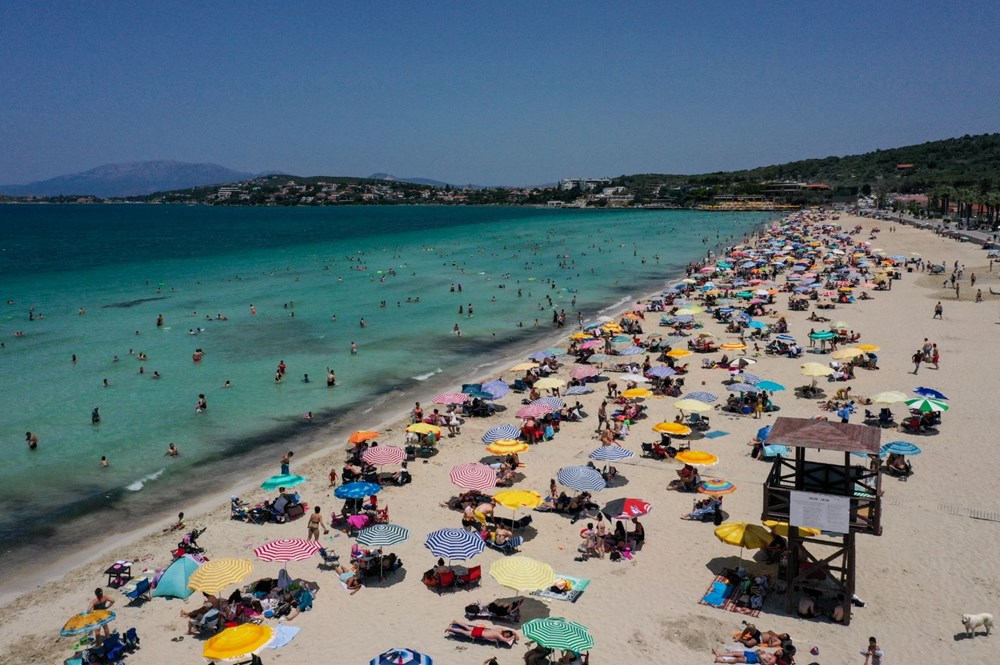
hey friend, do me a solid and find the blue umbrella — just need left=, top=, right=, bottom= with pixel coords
left=372, top=648, right=433, bottom=665
left=335, top=482, right=382, bottom=499
left=589, top=446, right=635, bottom=462
left=668, top=314, right=694, bottom=323
left=482, top=425, right=520, bottom=444
left=261, top=474, right=307, bottom=491
left=914, top=387, right=948, bottom=400
left=685, top=391, right=718, bottom=403
left=528, top=352, right=554, bottom=361
left=543, top=348, right=566, bottom=356
left=557, top=466, right=607, bottom=492
left=618, top=345, right=645, bottom=356
left=461, top=383, right=483, bottom=395
left=564, top=385, right=594, bottom=395
left=646, top=366, right=676, bottom=378
left=532, top=396, right=565, bottom=409
left=774, top=334, right=797, bottom=343
left=482, top=380, right=510, bottom=399
left=756, top=380, right=785, bottom=392
left=727, top=383, right=759, bottom=393
left=424, top=528, right=485, bottom=561
left=739, top=372, right=762, bottom=385
left=881, top=441, right=922, bottom=456
left=466, top=390, right=494, bottom=400
left=756, top=425, right=772, bottom=442
left=747, top=321, right=767, bottom=329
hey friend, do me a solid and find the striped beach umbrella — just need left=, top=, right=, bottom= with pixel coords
left=586, top=353, right=613, bottom=363
left=881, top=441, right=922, bottom=456
left=739, top=372, right=762, bottom=385
left=570, top=366, right=599, bottom=380
left=253, top=539, right=321, bottom=563
left=532, top=396, right=565, bottom=409
left=774, top=334, right=797, bottom=343
left=904, top=397, right=949, bottom=412
left=645, top=366, right=676, bottom=378
left=357, top=523, right=410, bottom=548
left=483, top=425, right=521, bottom=445
left=698, top=479, right=737, bottom=495
left=564, top=385, right=594, bottom=396
left=516, top=404, right=553, bottom=419
left=588, top=446, right=634, bottom=462
left=424, top=528, right=485, bottom=561
left=363, top=445, right=406, bottom=466
left=618, top=345, right=645, bottom=356
left=61, top=610, right=116, bottom=637
left=371, top=648, right=434, bottom=665
left=482, top=380, right=510, bottom=399
left=557, top=466, right=606, bottom=492
left=684, top=391, right=718, bottom=403
left=449, top=462, right=498, bottom=491
left=489, top=556, right=555, bottom=593
left=727, top=383, right=759, bottom=394
left=188, top=558, right=254, bottom=593
left=432, top=392, right=468, bottom=405
left=335, top=481, right=383, bottom=499
left=523, top=618, right=594, bottom=652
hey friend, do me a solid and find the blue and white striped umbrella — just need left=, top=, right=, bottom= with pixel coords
left=645, top=366, right=676, bottom=378
left=529, top=351, right=555, bottom=361
left=482, top=380, right=510, bottom=399
left=774, top=334, right=797, bottom=343
left=881, top=441, right=922, bottom=456
left=589, top=446, right=635, bottom=462
left=667, top=314, right=694, bottom=324
left=371, top=648, right=433, bottom=665
left=532, top=396, right=565, bottom=409
left=739, top=372, right=762, bottom=385
left=424, top=528, right=486, bottom=561
left=587, top=353, right=613, bottom=363
left=334, top=482, right=382, bottom=499
left=618, top=346, right=645, bottom=356
left=557, top=466, right=607, bottom=492
left=685, top=391, right=718, bottom=403
left=357, top=523, right=410, bottom=547
left=726, top=383, right=759, bottom=394
left=564, top=385, right=594, bottom=395
left=482, top=425, right=521, bottom=445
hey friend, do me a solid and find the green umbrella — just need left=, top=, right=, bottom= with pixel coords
left=808, top=330, right=835, bottom=340
left=522, top=617, right=594, bottom=652
left=260, top=474, right=307, bottom=491
left=904, top=397, right=949, bottom=413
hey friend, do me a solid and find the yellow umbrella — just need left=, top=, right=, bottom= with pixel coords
left=719, top=342, right=746, bottom=350
left=800, top=362, right=834, bottom=377
left=569, top=332, right=591, bottom=340
left=407, top=422, right=441, bottom=435
left=509, top=362, right=539, bottom=372
left=203, top=624, right=275, bottom=660
left=489, top=556, right=555, bottom=593
left=533, top=377, right=566, bottom=390
left=61, top=610, right=115, bottom=637
left=187, top=558, right=254, bottom=594
left=652, top=421, right=692, bottom=436
left=872, top=391, right=909, bottom=404
left=493, top=489, right=543, bottom=510
left=675, top=306, right=704, bottom=314
left=831, top=347, right=864, bottom=360
left=714, top=522, right=772, bottom=567
left=486, top=439, right=530, bottom=455
left=622, top=388, right=652, bottom=399
left=674, top=450, right=718, bottom=466
left=673, top=398, right=712, bottom=413
left=762, top=520, right=821, bottom=538
left=666, top=349, right=692, bottom=358
left=856, top=344, right=880, bottom=352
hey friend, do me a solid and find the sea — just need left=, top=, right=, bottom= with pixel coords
left=0, top=204, right=769, bottom=582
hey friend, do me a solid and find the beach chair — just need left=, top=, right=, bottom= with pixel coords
left=512, top=379, right=528, bottom=393
left=457, top=565, right=482, bottom=588
left=435, top=569, right=457, bottom=594
left=192, top=609, right=222, bottom=637
left=124, top=578, right=152, bottom=606
left=122, top=628, right=140, bottom=653
left=87, top=632, right=126, bottom=665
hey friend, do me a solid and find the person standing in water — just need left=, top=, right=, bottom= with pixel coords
left=91, top=406, right=101, bottom=424
left=351, top=341, right=358, bottom=354
left=25, top=432, right=38, bottom=449
left=326, top=369, right=336, bottom=386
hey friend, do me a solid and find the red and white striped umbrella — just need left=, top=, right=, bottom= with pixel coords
left=516, top=403, right=553, bottom=419
left=570, top=366, right=599, bottom=380
left=450, top=462, right=498, bottom=491
left=362, top=445, right=406, bottom=466
left=253, top=539, right=322, bottom=563
left=432, top=393, right=469, bottom=405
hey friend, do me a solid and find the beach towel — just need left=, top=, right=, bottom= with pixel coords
left=700, top=579, right=732, bottom=608
left=265, top=625, right=301, bottom=650
left=530, top=574, right=590, bottom=603
left=704, top=431, right=729, bottom=439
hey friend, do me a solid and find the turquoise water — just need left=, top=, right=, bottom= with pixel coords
left=0, top=204, right=768, bottom=560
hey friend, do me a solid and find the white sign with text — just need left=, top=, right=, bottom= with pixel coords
left=789, top=490, right=850, bottom=534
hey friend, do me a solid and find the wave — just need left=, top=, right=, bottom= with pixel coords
left=126, top=468, right=165, bottom=492
left=598, top=295, right=632, bottom=314
left=412, top=368, right=443, bottom=381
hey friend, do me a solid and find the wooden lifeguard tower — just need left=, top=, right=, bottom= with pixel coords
left=761, top=417, right=882, bottom=625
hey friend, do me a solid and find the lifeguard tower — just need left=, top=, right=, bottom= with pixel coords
left=761, top=417, right=882, bottom=625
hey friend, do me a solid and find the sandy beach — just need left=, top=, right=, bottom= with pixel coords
left=5, top=212, right=999, bottom=665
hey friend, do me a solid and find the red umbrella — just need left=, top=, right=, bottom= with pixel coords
left=602, top=497, right=653, bottom=520
left=362, top=445, right=406, bottom=466
left=449, top=462, right=498, bottom=491
left=253, top=539, right=321, bottom=563
left=432, top=393, right=468, bottom=405
left=570, top=366, right=599, bottom=379
left=516, top=404, right=553, bottom=419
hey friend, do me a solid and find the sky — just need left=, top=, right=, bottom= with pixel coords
left=2, top=1, right=999, bottom=186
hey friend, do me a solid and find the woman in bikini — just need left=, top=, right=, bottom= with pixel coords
left=446, top=620, right=518, bottom=644
left=88, top=588, right=116, bottom=641
left=307, top=506, right=329, bottom=541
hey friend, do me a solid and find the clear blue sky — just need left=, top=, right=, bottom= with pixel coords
left=2, top=1, right=998, bottom=185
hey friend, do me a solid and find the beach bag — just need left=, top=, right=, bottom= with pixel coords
left=713, top=510, right=724, bottom=526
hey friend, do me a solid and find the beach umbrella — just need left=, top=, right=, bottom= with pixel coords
left=533, top=377, right=566, bottom=390
left=335, top=481, right=383, bottom=499
left=586, top=353, right=614, bottom=363
left=406, top=422, right=441, bottom=436
left=621, top=388, right=652, bottom=399
left=602, top=497, right=652, bottom=520
left=652, top=421, right=692, bottom=436
left=755, top=380, right=785, bottom=392
left=914, top=387, right=948, bottom=400
left=737, top=372, right=762, bottom=384
left=762, top=521, right=821, bottom=538
left=450, top=462, right=498, bottom=491
left=570, top=366, right=599, bottom=380
left=685, top=391, right=718, bottom=403
left=509, top=362, right=539, bottom=372
left=363, top=445, right=406, bottom=467
left=60, top=610, right=115, bottom=637
left=432, top=392, right=468, bottom=405
left=516, top=404, right=553, bottom=419
left=645, top=366, right=676, bottom=378
left=465, top=390, right=494, bottom=400
left=714, top=522, right=771, bottom=567
left=188, top=558, right=254, bottom=594
left=698, top=479, right=736, bottom=495
left=905, top=397, right=949, bottom=412
left=253, top=539, right=321, bottom=563
left=856, top=344, right=880, bottom=352
left=569, top=332, right=592, bottom=340
left=747, top=321, right=767, bottom=330
left=665, top=349, right=692, bottom=358
left=756, top=425, right=772, bottom=442
left=482, top=380, right=510, bottom=399
left=672, top=399, right=712, bottom=413
left=203, top=624, right=275, bottom=661
left=674, top=450, right=718, bottom=467
left=371, top=648, right=434, bottom=665
left=523, top=617, right=595, bottom=652
left=774, top=334, right=797, bottom=343
left=727, top=383, right=759, bottom=394
left=485, top=439, right=530, bottom=455
left=528, top=352, right=555, bottom=361
left=424, top=528, right=485, bottom=561
left=543, top=347, right=566, bottom=357
left=872, top=391, right=909, bottom=404
left=461, top=383, right=483, bottom=395
left=358, top=523, right=410, bottom=548
left=881, top=441, right=922, bottom=456
left=618, top=345, right=645, bottom=356
left=579, top=339, right=603, bottom=350
left=589, top=446, right=635, bottom=462
left=260, top=474, right=307, bottom=491
left=348, top=430, right=381, bottom=444
left=720, top=342, right=747, bottom=351
left=563, top=385, right=594, bottom=396
left=831, top=348, right=864, bottom=360
left=483, top=425, right=521, bottom=445
left=490, top=556, right=555, bottom=593
left=493, top=489, right=543, bottom=510
left=808, top=331, right=835, bottom=340
left=800, top=362, right=833, bottom=377
left=532, top=396, right=566, bottom=409
left=557, top=466, right=606, bottom=492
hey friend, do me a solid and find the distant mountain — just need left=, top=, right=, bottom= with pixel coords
left=0, top=161, right=257, bottom=197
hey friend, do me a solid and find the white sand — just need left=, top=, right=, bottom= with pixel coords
left=3, top=213, right=998, bottom=665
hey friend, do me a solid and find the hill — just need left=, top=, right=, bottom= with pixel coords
left=0, top=161, right=256, bottom=197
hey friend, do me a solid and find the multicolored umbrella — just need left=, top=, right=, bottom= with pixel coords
left=523, top=617, right=594, bottom=652
left=556, top=466, right=606, bottom=492
left=203, top=624, right=275, bottom=661
left=424, top=528, right=485, bottom=561
left=489, top=556, right=555, bottom=593
left=602, top=497, right=652, bottom=520
left=357, top=523, right=410, bottom=548
left=588, top=446, right=634, bottom=462
left=253, top=539, right=321, bottom=562
left=698, top=479, right=736, bottom=495
left=482, top=425, right=521, bottom=444
left=449, top=462, right=498, bottom=491
left=371, top=648, right=434, bottom=665
left=363, top=445, right=406, bottom=467
left=335, top=481, right=383, bottom=499
left=61, top=610, right=115, bottom=637
left=188, top=558, right=254, bottom=593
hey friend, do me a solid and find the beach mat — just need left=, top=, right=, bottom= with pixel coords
left=703, top=431, right=729, bottom=439
left=530, top=574, right=590, bottom=603
left=697, top=573, right=767, bottom=618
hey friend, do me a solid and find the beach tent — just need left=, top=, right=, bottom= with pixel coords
left=152, top=554, right=202, bottom=599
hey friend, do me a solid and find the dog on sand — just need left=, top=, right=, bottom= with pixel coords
left=962, top=613, right=993, bottom=637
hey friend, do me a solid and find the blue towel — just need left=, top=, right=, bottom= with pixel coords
left=265, top=625, right=301, bottom=650
left=702, top=580, right=731, bottom=607
left=704, top=431, right=729, bottom=439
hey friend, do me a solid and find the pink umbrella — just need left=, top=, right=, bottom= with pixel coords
left=579, top=340, right=602, bottom=350
left=363, top=445, right=406, bottom=466
left=570, top=366, right=599, bottom=379
left=450, top=462, right=498, bottom=491
left=433, top=393, right=469, bottom=405
left=254, top=538, right=322, bottom=563
left=516, top=404, right=554, bottom=419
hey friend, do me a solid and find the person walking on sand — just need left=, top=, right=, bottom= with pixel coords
left=307, top=506, right=328, bottom=541
left=911, top=349, right=922, bottom=375
left=933, top=301, right=943, bottom=319
left=861, top=636, right=884, bottom=665
left=931, top=343, right=940, bottom=369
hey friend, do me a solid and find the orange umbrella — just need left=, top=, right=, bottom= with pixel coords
left=348, top=430, right=381, bottom=445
